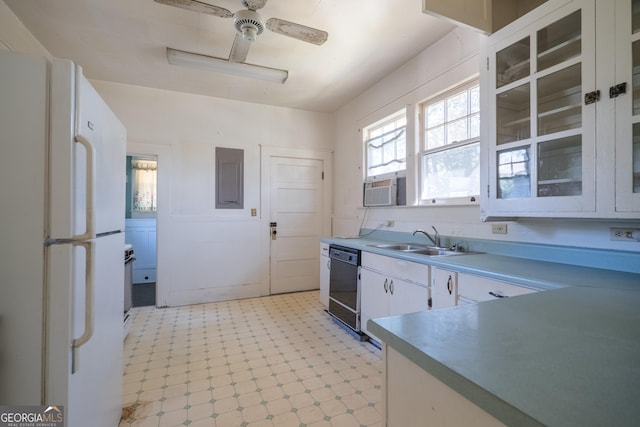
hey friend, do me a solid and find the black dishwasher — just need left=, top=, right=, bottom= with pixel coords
left=328, top=245, right=361, bottom=333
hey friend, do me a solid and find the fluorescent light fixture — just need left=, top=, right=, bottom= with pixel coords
left=166, top=47, right=288, bottom=84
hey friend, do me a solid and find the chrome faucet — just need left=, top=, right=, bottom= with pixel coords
left=412, top=226, right=441, bottom=247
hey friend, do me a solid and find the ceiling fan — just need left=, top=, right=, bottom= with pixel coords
left=154, top=0, right=328, bottom=64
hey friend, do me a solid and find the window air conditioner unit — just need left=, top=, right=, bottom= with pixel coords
left=363, top=178, right=397, bottom=207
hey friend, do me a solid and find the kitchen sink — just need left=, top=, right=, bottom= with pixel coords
left=368, top=243, right=480, bottom=256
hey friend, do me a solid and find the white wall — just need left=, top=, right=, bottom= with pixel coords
left=94, top=81, right=333, bottom=306
left=333, top=27, right=640, bottom=253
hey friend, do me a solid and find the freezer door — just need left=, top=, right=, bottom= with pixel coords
left=49, top=59, right=126, bottom=239
left=46, top=233, right=124, bottom=427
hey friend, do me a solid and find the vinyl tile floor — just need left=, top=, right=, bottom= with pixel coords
left=119, top=291, right=383, bottom=427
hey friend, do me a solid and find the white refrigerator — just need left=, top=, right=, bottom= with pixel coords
left=0, top=50, right=126, bottom=426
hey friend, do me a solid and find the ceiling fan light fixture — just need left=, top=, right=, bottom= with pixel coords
left=166, top=47, right=288, bottom=84
left=241, top=24, right=258, bottom=42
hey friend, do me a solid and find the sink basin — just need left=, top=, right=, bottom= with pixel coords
left=368, top=243, right=480, bottom=256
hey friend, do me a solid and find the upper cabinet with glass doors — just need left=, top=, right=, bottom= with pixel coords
left=481, top=0, right=640, bottom=218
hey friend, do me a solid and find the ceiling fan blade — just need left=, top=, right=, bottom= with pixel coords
left=153, top=0, right=233, bottom=18
left=242, top=0, right=268, bottom=11
left=229, top=33, right=251, bottom=63
left=266, top=18, right=328, bottom=45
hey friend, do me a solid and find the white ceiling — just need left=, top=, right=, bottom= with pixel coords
left=5, top=0, right=454, bottom=113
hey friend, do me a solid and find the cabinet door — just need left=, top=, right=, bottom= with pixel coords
left=614, top=0, right=640, bottom=212
left=388, top=279, right=430, bottom=317
left=360, top=268, right=390, bottom=340
left=482, top=0, right=597, bottom=218
left=319, top=244, right=330, bottom=308
left=432, top=268, right=457, bottom=309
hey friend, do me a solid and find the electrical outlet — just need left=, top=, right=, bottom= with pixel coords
left=610, top=228, right=640, bottom=241
left=491, top=223, right=508, bottom=234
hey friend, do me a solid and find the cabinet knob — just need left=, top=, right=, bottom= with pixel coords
left=447, top=275, right=453, bottom=295
left=383, top=278, right=389, bottom=293
left=389, top=280, right=394, bottom=295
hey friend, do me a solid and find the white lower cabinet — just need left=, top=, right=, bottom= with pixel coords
left=433, top=268, right=539, bottom=307
left=361, top=252, right=430, bottom=342
left=319, top=242, right=330, bottom=308
left=431, top=267, right=458, bottom=309
left=384, top=345, right=506, bottom=427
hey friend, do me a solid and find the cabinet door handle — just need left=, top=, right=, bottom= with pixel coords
left=489, top=291, right=507, bottom=299
left=447, top=275, right=453, bottom=295
left=383, top=278, right=388, bottom=293
left=389, top=280, right=394, bottom=295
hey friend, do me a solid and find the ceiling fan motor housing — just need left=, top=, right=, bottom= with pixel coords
left=234, top=9, right=264, bottom=42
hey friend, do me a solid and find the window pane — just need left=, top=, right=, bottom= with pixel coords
left=469, top=113, right=480, bottom=139
left=368, top=144, right=382, bottom=167
left=426, top=125, right=445, bottom=150
left=383, top=137, right=396, bottom=162
left=364, top=113, right=406, bottom=178
left=422, top=143, right=480, bottom=199
left=497, top=83, right=530, bottom=145
left=496, top=37, right=530, bottom=88
left=447, top=91, right=468, bottom=121
left=427, top=101, right=445, bottom=127
left=537, top=64, right=581, bottom=136
left=634, top=124, right=640, bottom=192
left=447, top=118, right=468, bottom=144
left=497, top=147, right=530, bottom=199
left=537, top=135, right=582, bottom=197
left=470, top=86, right=480, bottom=113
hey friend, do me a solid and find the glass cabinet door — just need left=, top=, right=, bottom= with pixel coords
left=490, top=0, right=595, bottom=213
left=629, top=0, right=640, bottom=196
left=615, top=0, right=640, bottom=211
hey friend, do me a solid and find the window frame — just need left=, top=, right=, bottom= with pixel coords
left=418, top=80, right=481, bottom=206
left=363, top=108, right=408, bottom=180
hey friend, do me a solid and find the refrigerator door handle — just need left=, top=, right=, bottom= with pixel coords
left=73, top=134, right=96, bottom=240
left=71, top=240, right=94, bottom=373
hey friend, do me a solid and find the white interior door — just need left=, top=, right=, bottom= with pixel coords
left=269, top=156, right=324, bottom=294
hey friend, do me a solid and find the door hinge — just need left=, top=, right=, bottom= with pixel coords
left=609, top=82, right=627, bottom=98
left=321, top=171, right=324, bottom=180
left=584, top=90, right=601, bottom=105
left=487, top=184, right=490, bottom=197
left=486, top=57, right=489, bottom=71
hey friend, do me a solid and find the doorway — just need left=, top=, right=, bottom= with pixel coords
left=125, top=155, right=157, bottom=306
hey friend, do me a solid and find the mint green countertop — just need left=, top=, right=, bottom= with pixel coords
left=323, top=236, right=640, bottom=290
left=368, top=286, right=640, bottom=426
left=323, top=236, right=640, bottom=426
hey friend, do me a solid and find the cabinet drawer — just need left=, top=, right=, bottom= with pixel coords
left=457, top=273, right=537, bottom=302
left=133, top=268, right=157, bottom=284
left=362, top=251, right=429, bottom=286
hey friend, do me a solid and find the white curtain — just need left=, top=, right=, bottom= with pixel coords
left=132, top=160, right=157, bottom=212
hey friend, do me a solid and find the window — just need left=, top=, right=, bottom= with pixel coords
left=420, top=82, right=480, bottom=202
left=364, top=110, right=407, bottom=178
left=127, top=156, right=157, bottom=218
